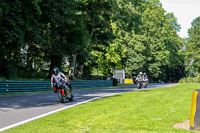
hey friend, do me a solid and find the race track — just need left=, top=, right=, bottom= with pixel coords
left=0, top=83, right=177, bottom=132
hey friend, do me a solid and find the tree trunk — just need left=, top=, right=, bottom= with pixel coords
left=68, top=55, right=76, bottom=79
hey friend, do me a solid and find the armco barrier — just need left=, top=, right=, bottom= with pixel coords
left=190, top=89, right=200, bottom=130
left=0, top=80, right=113, bottom=95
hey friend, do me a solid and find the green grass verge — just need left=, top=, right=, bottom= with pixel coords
left=3, top=83, right=199, bottom=133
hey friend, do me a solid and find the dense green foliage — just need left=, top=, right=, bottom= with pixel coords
left=3, top=84, right=198, bottom=133
left=184, top=16, right=200, bottom=77
left=0, top=0, right=185, bottom=82
left=179, top=75, right=200, bottom=83
left=178, top=16, right=200, bottom=82
left=124, top=1, right=184, bottom=82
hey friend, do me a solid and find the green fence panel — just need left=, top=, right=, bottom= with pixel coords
left=0, top=80, right=113, bottom=95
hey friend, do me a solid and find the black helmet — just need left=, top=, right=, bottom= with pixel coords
left=53, top=67, right=59, bottom=75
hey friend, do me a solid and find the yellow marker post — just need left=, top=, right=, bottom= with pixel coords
left=190, top=90, right=198, bottom=128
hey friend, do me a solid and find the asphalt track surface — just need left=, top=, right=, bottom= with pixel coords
left=0, top=83, right=177, bottom=132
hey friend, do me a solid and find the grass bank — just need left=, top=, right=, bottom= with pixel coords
left=3, top=83, right=199, bottom=133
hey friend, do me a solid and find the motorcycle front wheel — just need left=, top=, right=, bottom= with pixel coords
left=144, top=84, right=147, bottom=88
left=137, top=82, right=142, bottom=89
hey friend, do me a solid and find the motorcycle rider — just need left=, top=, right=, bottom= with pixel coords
left=143, top=73, right=149, bottom=87
left=51, top=67, right=69, bottom=93
left=136, top=72, right=144, bottom=89
left=136, top=72, right=143, bottom=82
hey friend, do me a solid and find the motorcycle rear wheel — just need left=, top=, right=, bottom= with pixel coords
left=64, top=85, right=73, bottom=101
left=58, top=91, right=66, bottom=103
left=68, top=97, right=73, bottom=101
left=67, top=90, right=73, bottom=101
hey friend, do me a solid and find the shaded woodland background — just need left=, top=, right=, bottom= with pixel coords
left=0, top=0, right=200, bottom=82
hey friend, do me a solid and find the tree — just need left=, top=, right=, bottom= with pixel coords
left=80, top=0, right=116, bottom=76
left=185, top=16, right=200, bottom=75
left=38, top=0, right=89, bottom=77
left=124, top=0, right=184, bottom=82
left=0, top=0, right=41, bottom=78
left=82, top=0, right=144, bottom=76
left=0, top=0, right=185, bottom=82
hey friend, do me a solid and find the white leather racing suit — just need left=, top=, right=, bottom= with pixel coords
left=51, top=72, right=68, bottom=88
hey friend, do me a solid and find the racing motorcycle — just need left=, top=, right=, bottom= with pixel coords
left=54, top=79, right=74, bottom=103
left=143, top=78, right=148, bottom=88
left=137, top=77, right=143, bottom=89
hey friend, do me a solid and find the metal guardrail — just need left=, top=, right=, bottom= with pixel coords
left=0, top=80, right=113, bottom=95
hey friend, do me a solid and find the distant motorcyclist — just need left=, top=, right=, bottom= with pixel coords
left=143, top=73, right=149, bottom=88
left=51, top=67, right=69, bottom=93
left=136, top=72, right=144, bottom=82
left=136, top=72, right=144, bottom=89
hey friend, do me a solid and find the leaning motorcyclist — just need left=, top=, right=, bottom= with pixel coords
left=51, top=67, right=69, bottom=93
left=136, top=72, right=144, bottom=82
left=143, top=73, right=148, bottom=81
left=143, top=73, right=149, bottom=87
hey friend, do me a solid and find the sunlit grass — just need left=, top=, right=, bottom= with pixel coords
left=3, top=83, right=199, bottom=133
